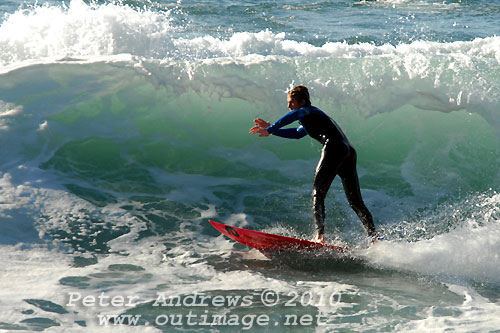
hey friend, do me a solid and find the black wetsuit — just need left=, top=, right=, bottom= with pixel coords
left=266, top=105, right=376, bottom=237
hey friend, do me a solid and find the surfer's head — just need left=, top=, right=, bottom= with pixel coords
left=287, top=85, right=311, bottom=110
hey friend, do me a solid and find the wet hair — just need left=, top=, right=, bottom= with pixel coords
left=288, top=85, right=311, bottom=106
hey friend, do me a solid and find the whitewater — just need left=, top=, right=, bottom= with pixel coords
left=0, top=0, right=499, bottom=331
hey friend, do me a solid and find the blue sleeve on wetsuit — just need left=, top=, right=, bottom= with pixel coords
left=266, top=109, right=308, bottom=139
left=272, top=126, right=307, bottom=139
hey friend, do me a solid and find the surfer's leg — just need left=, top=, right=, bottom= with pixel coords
left=312, top=144, right=343, bottom=235
left=339, top=149, right=376, bottom=237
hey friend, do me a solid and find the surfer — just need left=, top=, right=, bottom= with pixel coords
left=250, top=85, right=378, bottom=244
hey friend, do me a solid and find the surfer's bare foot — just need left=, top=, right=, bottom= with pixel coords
left=370, top=234, right=384, bottom=246
left=313, top=233, right=324, bottom=243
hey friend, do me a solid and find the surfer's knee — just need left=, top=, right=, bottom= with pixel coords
left=312, top=187, right=327, bottom=202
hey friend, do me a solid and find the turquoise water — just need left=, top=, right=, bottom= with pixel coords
left=0, top=0, right=499, bottom=331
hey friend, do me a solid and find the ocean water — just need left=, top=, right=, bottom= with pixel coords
left=0, top=0, right=499, bottom=331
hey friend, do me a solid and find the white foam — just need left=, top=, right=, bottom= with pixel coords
left=0, top=0, right=173, bottom=67
left=396, top=284, right=500, bottom=331
left=1, top=0, right=500, bottom=68
left=365, top=193, right=500, bottom=283
left=0, top=244, right=74, bottom=326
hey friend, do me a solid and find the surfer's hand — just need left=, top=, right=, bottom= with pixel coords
left=254, top=118, right=271, bottom=128
left=313, top=233, right=325, bottom=244
left=249, top=126, right=269, bottom=137
left=249, top=119, right=270, bottom=137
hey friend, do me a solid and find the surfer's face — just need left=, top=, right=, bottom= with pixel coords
left=287, top=95, right=305, bottom=111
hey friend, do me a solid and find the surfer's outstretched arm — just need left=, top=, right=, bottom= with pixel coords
left=250, top=116, right=307, bottom=139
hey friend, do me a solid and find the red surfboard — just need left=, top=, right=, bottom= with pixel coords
left=209, top=220, right=349, bottom=253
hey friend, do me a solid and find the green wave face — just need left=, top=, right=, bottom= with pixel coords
left=0, top=53, right=498, bottom=243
